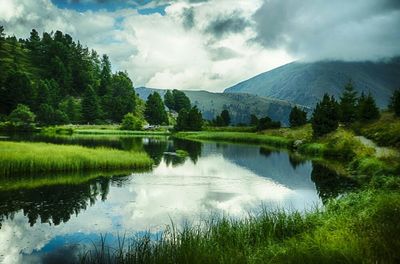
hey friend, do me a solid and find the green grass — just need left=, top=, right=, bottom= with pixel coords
left=0, top=141, right=153, bottom=176
left=81, top=189, right=400, bottom=264
left=358, top=112, right=400, bottom=148
left=176, top=131, right=293, bottom=148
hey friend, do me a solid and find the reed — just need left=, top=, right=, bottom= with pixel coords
left=0, top=141, right=153, bottom=176
left=80, top=190, right=400, bottom=264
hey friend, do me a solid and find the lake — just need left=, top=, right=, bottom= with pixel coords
left=0, top=135, right=355, bottom=263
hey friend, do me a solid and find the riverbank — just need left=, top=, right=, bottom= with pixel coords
left=81, top=189, right=400, bottom=264
left=0, top=141, right=153, bottom=176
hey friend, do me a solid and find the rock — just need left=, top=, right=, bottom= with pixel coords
left=293, top=140, right=304, bottom=149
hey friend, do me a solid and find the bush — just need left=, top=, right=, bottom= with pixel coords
left=120, top=113, right=143, bottom=131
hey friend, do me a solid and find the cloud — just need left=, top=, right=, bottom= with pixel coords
left=253, top=0, right=400, bottom=61
left=205, top=11, right=251, bottom=38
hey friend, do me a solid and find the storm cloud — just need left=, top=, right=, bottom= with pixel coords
left=253, top=0, right=400, bottom=61
left=205, top=11, right=251, bottom=38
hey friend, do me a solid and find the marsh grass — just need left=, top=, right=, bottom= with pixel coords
left=80, top=190, right=400, bottom=264
left=0, top=141, right=153, bottom=176
left=176, top=131, right=293, bottom=148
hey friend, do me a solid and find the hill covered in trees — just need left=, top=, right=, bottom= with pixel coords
left=224, top=59, right=400, bottom=108
left=136, top=87, right=305, bottom=125
left=0, top=26, right=138, bottom=125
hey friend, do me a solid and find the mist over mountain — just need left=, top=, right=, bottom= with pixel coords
left=224, top=58, right=400, bottom=108
left=136, top=87, right=305, bottom=125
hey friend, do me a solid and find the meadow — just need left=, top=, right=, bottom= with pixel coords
left=0, top=141, right=153, bottom=177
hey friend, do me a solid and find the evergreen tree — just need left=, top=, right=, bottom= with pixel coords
left=99, top=54, right=111, bottom=96
left=289, top=106, right=307, bottom=127
left=82, top=85, right=101, bottom=123
left=312, top=94, right=340, bottom=137
left=172, top=90, right=191, bottom=112
left=358, top=93, right=380, bottom=122
left=8, top=104, right=35, bottom=128
left=220, top=110, right=231, bottom=126
left=164, top=90, right=175, bottom=110
left=389, top=89, right=400, bottom=117
left=250, top=114, right=259, bottom=126
left=257, top=116, right=281, bottom=131
left=339, top=80, right=358, bottom=124
left=144, top=92, right=168, bottom=125
left=175, top=109, right=189, bottom=131
left=175, top=106, right=203, bottom=131
left=102, top=71, right=136, bottom=122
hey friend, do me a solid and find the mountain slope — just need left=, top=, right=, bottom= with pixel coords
left=136, top=87, right=306, bottom=125
left=224, top=59, right=400, bottom=108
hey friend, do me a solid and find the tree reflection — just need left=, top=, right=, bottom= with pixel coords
left=0, top=175, right=130, bottom=227
left=311, top=162, right=358, bottom=203
left=173, top=139, right=202, bottom=164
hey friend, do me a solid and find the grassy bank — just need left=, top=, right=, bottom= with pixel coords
left=0, top=141, right=153, bottom=176
left=358, top=112, right=400, bottom=148
left=81, top=189, right=400, bottom=264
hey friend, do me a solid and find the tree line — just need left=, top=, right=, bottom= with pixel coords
left=0, top=26, right=138, bottom=127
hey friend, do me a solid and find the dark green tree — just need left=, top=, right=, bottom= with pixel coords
left=339, top=80, right=358, bottom=124
left=257, top=116, right=281, bottom=131
left=172, top=90, right=191, bottom=112
left=220, top=109, right=231, bottom=126
left=99, top=54, right=112, bottom=96
left=312, top=94, right=340, bottom=137
left=102, top=72, right=136, bottom=122
left=250, top=114, right=259, bottom=126
left=389, top=89, right=400, bottom=117
left=164, top=90, right=175, bottom=110
left=8, top=104, right=36, bottom=128
left=289, top=106, right=307, bottom=127
left=144, top=92, right=168, bottom=125
left=357, top=93, right=380, bottom=122
left=175, top=109, right=189, bottom=131
left=188, top=106, right=203, bottom=131
left=82, top=85, right=101, bottom=123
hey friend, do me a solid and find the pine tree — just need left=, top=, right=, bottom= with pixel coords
left=220, top=110, right=231, bottom=126
left=289, top=106, right=307, bottom=127
left=339, top=80, right=358, bottom=124
left=172, top=90, right=191, bottom=112
left=99, top=54, right=112, bottom=96
left=312, top=94, right=340, bottom=137
left=164, top=90, right=175, bottom=110
left=358, top=93, right=380, bottom=122
left=188, top=106, right=203, bottom=131
left=144, top=92, right=168, bottom=125
left=389, top=89, right=400, bottom=117
left=82, top=85, right=101, bottom=123
left=175, top=109, right=189, bottom=131
left=250, top=114, right=259, bottom=126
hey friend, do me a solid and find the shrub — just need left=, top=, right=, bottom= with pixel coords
left=120, top=113, right=143, bottom=131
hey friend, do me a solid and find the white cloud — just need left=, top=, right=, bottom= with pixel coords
left=0, top=0, right=293, bottom=91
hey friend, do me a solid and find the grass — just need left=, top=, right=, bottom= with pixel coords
left=176, top=131, right=293, bottom=148
left=358, top=112, right=400, bottom=148
left=0, top=141, right=153, bottom=176
left=80, top=189, right=400, bottom=264
left=42, top=125, right=171, bottom=136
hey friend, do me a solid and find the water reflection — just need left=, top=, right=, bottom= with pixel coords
left=311, top=163, right=358, bottom=203
left=0, top=136, right=356, bottom=263
left=0, top=175, right=128, bottom=228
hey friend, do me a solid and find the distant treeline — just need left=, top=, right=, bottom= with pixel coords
left=0, top=26, right=137, bottom=125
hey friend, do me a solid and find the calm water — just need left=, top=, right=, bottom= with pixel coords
left=0, top=135, right=355, bottom=263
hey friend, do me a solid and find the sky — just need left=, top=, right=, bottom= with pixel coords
left=0, top=0, right=399, bottom=92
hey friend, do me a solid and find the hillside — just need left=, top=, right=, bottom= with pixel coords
left=136, top=87, right=306, bottom=125
left=224, top=58, right=400, bottom=108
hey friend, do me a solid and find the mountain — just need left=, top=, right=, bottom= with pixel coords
left=224, top=58, right=400, bottom=108
left=136, top=87, right=307, bottom=125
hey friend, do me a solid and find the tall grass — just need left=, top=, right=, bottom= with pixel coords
left=0, top=141, right=153, bottom=176
left=80, top=190, right=400, bottom=264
